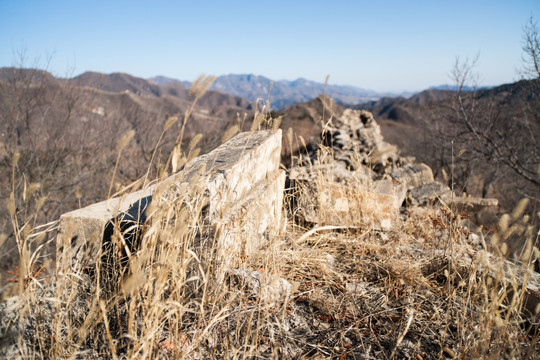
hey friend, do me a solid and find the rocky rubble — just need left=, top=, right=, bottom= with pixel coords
left=289, top=108, right=499, bottom=228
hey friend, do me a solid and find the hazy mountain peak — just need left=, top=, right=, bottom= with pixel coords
left=150, top=73, right=400, bottom=110
left=149, top=75, right=184, bottom=85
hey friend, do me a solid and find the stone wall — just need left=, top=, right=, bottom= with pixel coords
left=57, top=129, right=285, bottom=276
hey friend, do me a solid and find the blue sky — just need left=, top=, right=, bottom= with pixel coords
left=0, top=0, right=538, bottom=92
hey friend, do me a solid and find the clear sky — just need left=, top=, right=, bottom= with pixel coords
left=0, top=0, right=538, bottom=92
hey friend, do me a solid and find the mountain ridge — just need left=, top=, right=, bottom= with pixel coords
left=150, top=73, right=413, bottom=110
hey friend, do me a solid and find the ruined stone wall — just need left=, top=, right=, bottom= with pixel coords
left=57, top=129, right=285, bottom=276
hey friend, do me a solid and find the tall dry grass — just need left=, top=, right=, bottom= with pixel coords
left=1, top=81, right=538, bottom=359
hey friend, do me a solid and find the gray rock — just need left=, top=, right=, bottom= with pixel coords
left=444, top=195, right=499, bottom=213
left=325, top=109, right=400, bottom=170
left=391, top=163, right=434, bottom=190
left=233, top=269, right=292, bottom=304
left=296, top=178, right=406, bottom=230
left=407, top=181, right=452, bottom=206
left=325, top=254, right=335, bottom=267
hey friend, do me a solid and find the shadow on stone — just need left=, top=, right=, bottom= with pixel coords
left=100, top=195, right=152, bottom=295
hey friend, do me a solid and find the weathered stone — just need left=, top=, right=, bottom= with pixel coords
left=406, top=181, right=498, bottom=213
left=291, top=108, right=409, bottom=229
left=323, top=109, right=400, bottom=170
left=339, top=109, right=375, bottom=129
left=324, top=254, right=335, bottom=267
left=164, top=130, right=282, bottom=222
left=298, top=179, right=406, bottom=230
left=407, top=181, right=452, bottom=206
left=370, top=142, right=399, bottom=169
left=333, top=130, right=351, bottom=148
left=441, top=195, right=499, bottom=213
left=391, top=163, right=434, bottom=190
left=289, top=161, right=373, bottom=185
left=233, top=268, right=292, bottom=304
left=346, top=282, right=368, bottom=294
left=57, top=130, right=284, bottom=274
left=373, top=179, right=408, bottom=210
left=218, top=170, right=285, bottom=265
left=406, top=180, right=498, bottom=213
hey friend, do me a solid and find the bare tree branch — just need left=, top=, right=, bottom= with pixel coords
left=521, top=16, right=540, bottom=79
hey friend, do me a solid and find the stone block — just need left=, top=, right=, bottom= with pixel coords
left=164, top=130, right=282, bottom=222
left=298, top=179, right=406, bottom=230
left=57, top=130, right=283, bottom=275
left=289, top=161, right=373, bottom=185
left=441, top=195, right=499, bottom=213
left=391, top=163, right=434, bottom=190
left=406, top=181, right=498, bottom=213
left=407, top=181, right=452, bottom=206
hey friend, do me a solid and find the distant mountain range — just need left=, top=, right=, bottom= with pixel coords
left=150, top=74, right=412, bottom=110
left=428, top=84, right=494, bottom=91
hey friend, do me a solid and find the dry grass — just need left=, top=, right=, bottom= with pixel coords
left=1, top=86, right=539, bottom=359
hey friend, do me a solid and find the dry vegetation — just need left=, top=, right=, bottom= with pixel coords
left=1, top=80, right=539, bottom=359
left=2, top=22, right=540, bottom=355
